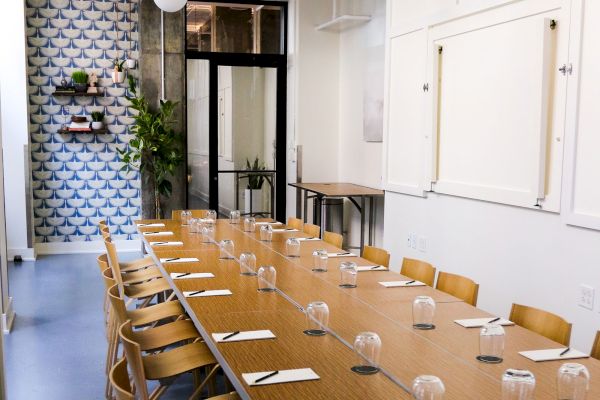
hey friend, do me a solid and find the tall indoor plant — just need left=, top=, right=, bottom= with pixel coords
left=119, top=76, right=183, bottom=218
left=245, top=157, right=266, bottom=214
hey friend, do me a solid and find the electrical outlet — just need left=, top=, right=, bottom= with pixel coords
left=410, top=234, right=417, bottom=249
left=418, top=236, right=427, bottom=252
left=578, top=285, right=595, bottom=310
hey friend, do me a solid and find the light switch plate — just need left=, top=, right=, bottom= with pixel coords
left=579, top=285, right=594, bottom=310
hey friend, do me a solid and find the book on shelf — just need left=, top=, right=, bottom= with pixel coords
left=68, top=121, right=91, bottom=132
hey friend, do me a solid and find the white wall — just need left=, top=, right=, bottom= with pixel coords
left=0, top=0, right=35, bottom=261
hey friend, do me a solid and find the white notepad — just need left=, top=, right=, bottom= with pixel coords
left=296, top=237, right=320, bottom=241
left=327, top=252, right=356, bottom=258
left=242, top=368, right=320, bottom=386
left=212, top=330, right=276, bottom=343
left=142, top=231, right=173, bottom=236
left=137, top=223, right=165, bottom=228
left=170, top=272, right=214, bottom=280
left=454, top=318, right=515, bottom=328
left=272, top=228, right=299, bottom=233
left=357, top=265, right=387, bottom=272
left=160, top=257, right=200, bottom=263
left=378, top=280, right=426, bottom=288
left=519, top=348, right=588, bottom=362
left=150, top=241, right=184, bottom=246
left=255, top=221, right=282, bottom=226
left=183, top=289, right=232, bottom=298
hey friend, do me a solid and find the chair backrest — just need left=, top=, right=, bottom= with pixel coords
left=287, top=217, right=304, bottom=230
left=362, top=245, right=390, bottom=268
left=108, top=284, right=129, bottom=326
left=401, top=258, right=436, bottom=287
left=119, top=320, right=150, bottom=399
left=172, top=209, right=209, bottom=220
left=110, top=357, right=135, bottom=400
left=99, top=256, right=117, bottom=291
left=103, top=238, right=124, bottom=289
left=323, top=231, right=343, bottom=248
left=303, top=223, right=321, bottom=238
left=591, top=331, right=600, bottom=360
left=436, top=271, right=479, bottom=306
left=97, top=253, right=110, bottom=276
left=100, top=226, right=110, bottom=240
left=509, top=303, right=572, bottom=346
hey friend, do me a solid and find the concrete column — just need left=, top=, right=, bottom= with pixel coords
left=139, top=1, right=186, bottom=218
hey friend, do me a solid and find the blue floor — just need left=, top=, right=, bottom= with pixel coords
left=4, top=253, right=203, bottom=399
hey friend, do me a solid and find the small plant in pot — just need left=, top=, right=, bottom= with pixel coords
left=112, top=59, right=126, bottom=83
left=245, top=157, right=266, bottom=214
left=71, top=70, right=88, bottom=92
left=91, top=111, right=104, bottom=130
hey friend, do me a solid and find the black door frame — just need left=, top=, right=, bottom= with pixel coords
left=185, top=1, right=288, bottom=222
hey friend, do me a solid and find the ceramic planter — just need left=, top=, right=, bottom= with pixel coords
left=112, top=70, right=125, bottom=83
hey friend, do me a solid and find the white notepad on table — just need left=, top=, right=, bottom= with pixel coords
left=142, top=231, right=173, bottom=236
left=212, top=330, right=275, bottom=343
left=272, top=228, right=299, bottom=233
left=255, top=221, right=282, bottom=226
left=184, top=289, right=232, bottom=298
left=160, top=257, right=199, bottom=264
left=170, top=272, right=214, bottom=280
left=327, top=252, right=356, bottom=258
left=357, top=265, right=387, bottom=272
left=296, top=237, right=320, bottom=242
left=137, top=223, right=165, bottom=228
left=519, top=348, right=588, bottom=362
left=454, top=318, right=514, bottom=328
left=242, top=368, right=320, bottom=386
left=150, top=241, right=183, bottom=247
left=379, top=280, right=425, bottom=288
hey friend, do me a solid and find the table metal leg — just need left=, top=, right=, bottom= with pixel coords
left=360, top=196, right=365, bottom=255
left=369, top=196, right=374, bottom=245
left=303, top=190, right=308, bottom=223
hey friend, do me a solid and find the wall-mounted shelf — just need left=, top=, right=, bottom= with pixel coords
left=316, top=15, right=371, bottom=32
left=52, top=91, right=103, bottom=97
left=58, top=128, right=108, bottom=134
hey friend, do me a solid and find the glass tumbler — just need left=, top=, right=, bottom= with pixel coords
left=188, top=218, right=199, bottom=233
left=351, top=332, right=381, bottom=375
left=304, top=301, right=329, bottom=336
left=244, top=217, right=256, bottom=232
left=229, top=210, right=241, bottom=224
left=286, top=238, right=301, bottom=257
left=557, top=363, right=590, bottom=400
left=257, top=265, right=276, bottom=292
left=501, top=369, right=535, bottom=400
left=219, top=239, right=234, bottom=259
left=180, top=210, right=191, bottom=226
left=312, top=249, right=328, bottom=272
left=339, top=261, right=358, bottom=288
left=477, top=323, right=505, bottom=363
left=260, top=225, right=273, bottom=242
left=201, top=223, right=215, bottom=243
left=239, top=252, right=257, bottom=276
left=206, top=209, right=217, bottom=221
left=412, top=296, right=436, bottom=330
left=412, top=375, right=445, bottom=400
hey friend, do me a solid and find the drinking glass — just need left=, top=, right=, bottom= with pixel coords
left=477, top=323, right=505, bottom=363
left=286, top=238, right=301, bottom=257
left=206, top=209, right=217, bottom=221
left=412, top=296, right=435, bottom=330
left=188, top=218, right=200, bottom=233
left=239, top=252, right=257, bottom=276
left=351, top=332, right=381, bottom=375
left=257, top=265, right=276, bottom=292
left=304, top=301, right=329, bottom=336
left=180, top=210, right=191, bottom=226
left=201, top=223, right=215, bottom=243
left=312, top=249, right=328, bottom=272
left=219, top=239, right=234, bottom=259
left=260, top=225, right=273, bottom=242
left=229, top=210, right=241, bottom=224
left=557, top=363, right=590, bottom=400
left=501, top=369, right=535, bottom=400
left=244, top=217, right=256, bottom=232
left=412, top=375, right=445, bottom=400
left=339, top=261, right=357, bottom=288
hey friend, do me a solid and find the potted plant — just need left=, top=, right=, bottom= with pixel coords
left=119, top=76, right=183, bottom=218
left=71, top=70, right=88, bottom=92
left=91, top=111, right=104, bottom=130
left=112, top=59, right=126, bottom=83
left=245, top=157, right=266, bottom=214
left=126, top=58, right=136, bottom=69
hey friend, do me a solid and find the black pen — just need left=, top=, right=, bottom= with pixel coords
left=337, top=252, right=351, bottom=256
left=165, top=257, right=180, bottom=262
left=254, top=370, right=279, bottom=384
left=222, top=331, right=240, bottom=340
left=488, top=317, right=501, bottom=323
left=153, top=242, right=166, bottom=245
left=560, top=347, right=570, bottom=356
left=188, top=290, right=205, bottom=297
left=176, top=273, right=191, bottom=279
left=405, top=280, right=416, bottom=285
left=371, top=265, right=381, bottom=270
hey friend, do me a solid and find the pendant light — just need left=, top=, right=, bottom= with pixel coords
left=154, top=0, right=187, bottom=13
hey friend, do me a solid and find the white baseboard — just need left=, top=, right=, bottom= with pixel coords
left=35, top=239, right=142, bottom=255
left=7, top=247, right=36, bottom=261
left=2, top=297, right=14, bottom=334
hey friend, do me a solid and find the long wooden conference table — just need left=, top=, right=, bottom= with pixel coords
left=137, top=218, right=600, bottom=399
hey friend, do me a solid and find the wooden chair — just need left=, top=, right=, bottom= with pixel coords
left=287, top=217, right=304, bottom=230
left=401, top=258, right=436, bottom=287
left=100, top=225, right=155, bottom=272
left=172, top=209, right=209, bottom=220
left=323, top=231, right=343, bottom=248
left=362, top=245, right=390, bottom=268
left=119, top=320, right=220, bottom=400
left=436, top=271, right=479, bottom=306
left=110, top=358, right=135, bottom=400
left=591, top=331, right=600, bottom=360
left=303, top=223, right=321, bottom=238
left=509, top=303, right=572, bottom=346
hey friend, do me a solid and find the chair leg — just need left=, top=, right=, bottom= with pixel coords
left=189, top=365, right=220, bottom=400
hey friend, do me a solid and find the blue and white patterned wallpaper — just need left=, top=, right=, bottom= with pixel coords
left=25, top=0, right=141, bottom=243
